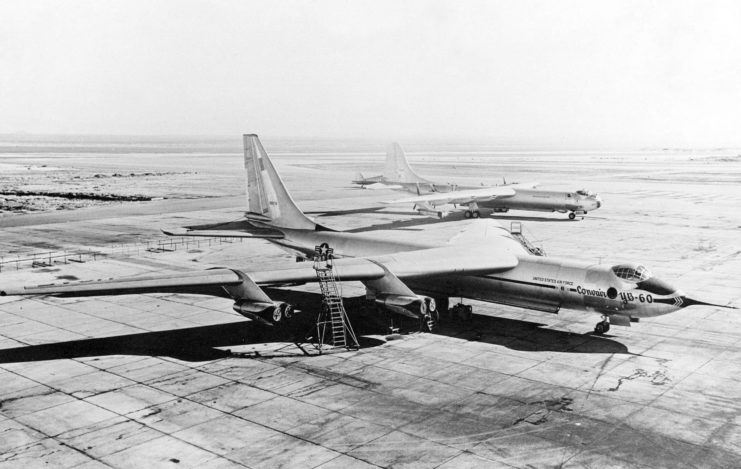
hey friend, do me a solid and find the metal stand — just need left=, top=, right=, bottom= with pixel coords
left=313, top=243, right=359, bottom=352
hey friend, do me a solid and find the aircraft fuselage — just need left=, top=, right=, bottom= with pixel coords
left=482, top=188, right=601, bottom=213
left=271, top=226, right=682, bottom=321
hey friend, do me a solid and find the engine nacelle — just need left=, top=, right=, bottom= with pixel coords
left=413, top=203, right=448, bottom=219
left=232, top=300, right=294, bottom=326
left=374, top=294, right=436, bottom=318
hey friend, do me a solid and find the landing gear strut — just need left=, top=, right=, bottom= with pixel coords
left=594, top=316, right=610, bottom=335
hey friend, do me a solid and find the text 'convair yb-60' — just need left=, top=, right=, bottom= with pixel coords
left=1, top=135, right=734, bottom=337
left=354, top=142, right=602, bottom=220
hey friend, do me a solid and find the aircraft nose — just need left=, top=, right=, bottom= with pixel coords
left=594, top=195, right=602, bottom=208
left=677, top=296, right=737, bottom=309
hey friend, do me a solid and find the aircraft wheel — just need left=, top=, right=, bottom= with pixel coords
left=594, top=322, right=605, bottom=335
left=603, top=321, right=610, bottom=333
left=435, top=297, right=449, bottom=318
left=472, top=210, right=480, bottom=218
left=464, top=210, right=472, bottom=219
left=569, top=212, right=576, bottom=220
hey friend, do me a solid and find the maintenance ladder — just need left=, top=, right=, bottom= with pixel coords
left=314, top=244, right=359, bottom=351
left=510, top=222, right=546, bottom=256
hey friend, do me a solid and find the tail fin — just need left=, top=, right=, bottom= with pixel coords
left=243, top=134, right=318, bottom=230
left=383, top=142, right=431, bottom=184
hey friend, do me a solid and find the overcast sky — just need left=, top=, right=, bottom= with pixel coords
left=1, top=0, right=740, bottom=147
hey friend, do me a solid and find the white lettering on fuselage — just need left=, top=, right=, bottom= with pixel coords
left=533, top=277, right=574, bottom=286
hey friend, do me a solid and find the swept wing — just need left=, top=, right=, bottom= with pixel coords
left=384, top=186, right=516, bottom=206
left=1, top=245, right=518, bottom=298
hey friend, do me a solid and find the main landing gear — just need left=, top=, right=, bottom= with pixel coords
left=463, top=202, right=481, bottom=219
left=433, top=298, right=472, bottom=323
left=594, top=316, right=610, bottom=335
left=450, top=302, right=473, bottom=321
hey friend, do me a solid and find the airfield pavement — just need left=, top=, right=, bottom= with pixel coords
left=0, top=141, right=740, bottom=468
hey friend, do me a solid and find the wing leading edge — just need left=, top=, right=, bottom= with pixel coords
left=1, top=245, right=518, bottom=298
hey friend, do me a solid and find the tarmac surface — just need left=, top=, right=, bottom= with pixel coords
left=1, top=143, right=740, bottom=468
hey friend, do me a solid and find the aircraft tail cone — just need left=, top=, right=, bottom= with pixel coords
left=680, top=296, right=737, bottom=309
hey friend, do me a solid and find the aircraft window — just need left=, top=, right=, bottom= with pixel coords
left=612, top=264, right=652, bottom=282
left=576, top=189, right=593, bottom=196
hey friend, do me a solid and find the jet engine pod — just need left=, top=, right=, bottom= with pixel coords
left=232, top=300, right=294, bottom=326
left=413, top=202, right=448, bottom=219
left=375, top=294, right=436, bottom=318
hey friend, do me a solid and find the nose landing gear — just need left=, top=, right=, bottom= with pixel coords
left=569, top=210, right=587, bottom=220
left=594, top=316, right=611, bottom=335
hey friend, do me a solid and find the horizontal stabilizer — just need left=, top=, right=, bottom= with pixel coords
left=162, top=219, right=284, bottom=239
left=162, top=228, right=284, bottom=239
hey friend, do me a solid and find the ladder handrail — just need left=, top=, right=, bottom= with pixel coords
left=312, top=244, right=359, bottom=350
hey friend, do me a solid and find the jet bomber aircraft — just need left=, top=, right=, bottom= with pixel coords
left=354, top=143, right=602, bottom=220
left=1, top=135, right=732, bottom=337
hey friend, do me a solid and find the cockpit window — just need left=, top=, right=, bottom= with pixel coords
left=576, top=189, right=593, bottom=197
left=612, top=264, right=652, bottom=282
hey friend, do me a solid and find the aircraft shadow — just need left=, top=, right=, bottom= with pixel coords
left=431, top=314, right=630, bottom=354
left=489, top=214, right=577, bottom=223
left=268, top=291, right=630, bottom=355
left=0, top=292, right=628, bottom=364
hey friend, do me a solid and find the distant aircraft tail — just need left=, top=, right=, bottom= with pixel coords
left=243, top=134, right=324, bottom=230
left=383, top=143, right=431, bottom=184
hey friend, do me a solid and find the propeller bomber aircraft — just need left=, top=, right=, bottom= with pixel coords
left=1, top=135, right=733, bottom=336
left=354, top=142, right=602, bottom=220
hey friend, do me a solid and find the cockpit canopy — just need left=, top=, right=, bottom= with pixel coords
left=611, top=263, right=675, bottom=295
left=576, top=189, right=595, bottom=197
left=612, top=263, right=652, bottom=282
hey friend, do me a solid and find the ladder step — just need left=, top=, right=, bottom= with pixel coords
left=314, top=257, right=359, bottom=349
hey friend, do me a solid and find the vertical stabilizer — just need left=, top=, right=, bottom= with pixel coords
left=243, top=134, right=317, bottom=230
left=383, top=142, right=431, bottom=183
